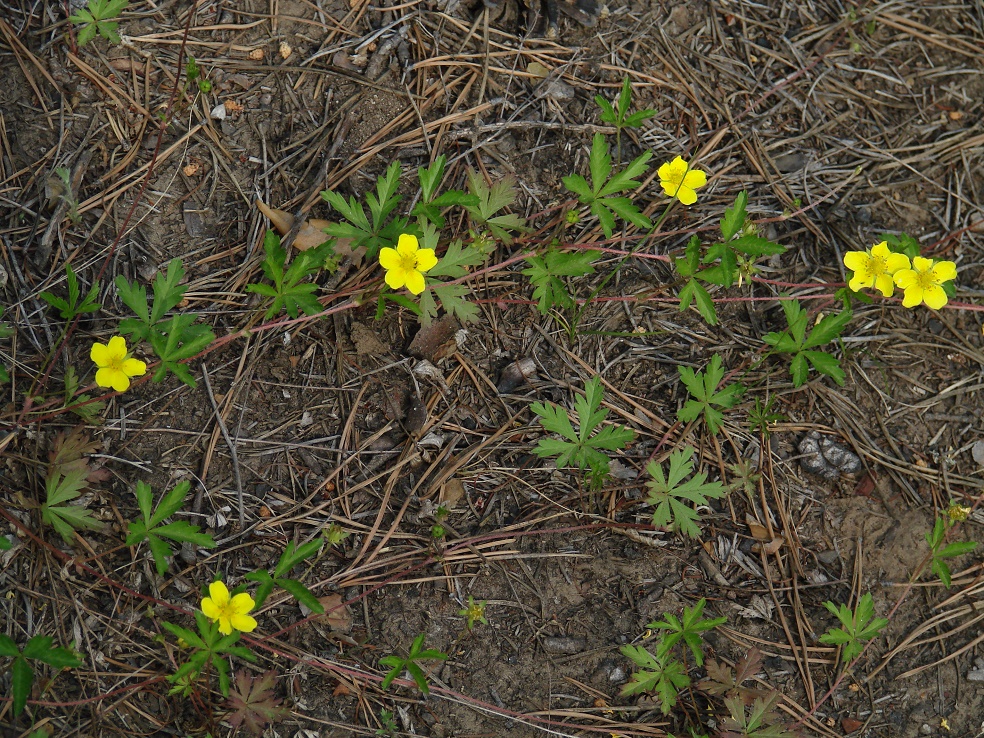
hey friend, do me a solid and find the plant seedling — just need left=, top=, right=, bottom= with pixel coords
left=762, top=299, right=851, bottom=387
left=677, top=354, right=745, bottom=435
left=0, top=635, right=81, bottom=716
left=125, top=481, right=216, bottom=576
left=645, top=446, right=729, bottom=538
left=531, top=376, right=636, bottom=488
left=648, top=598, right=726, bottom=667
left=379, top=634, right=448, bottom=696
left=69, top=0, right=129, bottom=45
left=818, top=592, right=888, bottom=664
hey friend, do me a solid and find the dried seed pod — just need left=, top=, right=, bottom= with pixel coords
left=798, top=431, right=862, bottom=480
left=496, top=358, right=537, bottom=394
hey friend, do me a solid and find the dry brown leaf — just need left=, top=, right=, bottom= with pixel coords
left=255, top=200, right=354, bottom=258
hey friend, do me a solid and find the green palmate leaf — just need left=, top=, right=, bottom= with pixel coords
left=126, top=481, right=215, bottom=577
left=1, top=635, right=81, bottom=716
left=69, top=0, right=128, bottom=45
left=412, top=155, right=479, bottom=227
left=763, top=299, right=851, bottom=387
left=818, top=593, right=888, bottom=664
left=562, top=134, right=652, bottom=238
left=523, top=248, right=600, bottom=313
left=40, top=264, right=101, bottom=320
left=246, top=230, right=332, bottom=320
left=720, top=191, right=748, bottom=242
left=675, top=236, right=718, bottom=325
left=322, top=163, right=409, bottom=257
left=42, top=467, right=102, bottom=543
left=427, top=237, right=486, bottom=279
left=645, top=446, right=728, bottom=538
left=531, top=376, right=635, bottom=488
left=379, top=634, right=447, bottom=696
left=595, top=78, right=656, bottom=130
left=431, top=283, right=479, bottom=324
left=648, top=598, right=726, bottom=667
left=464, top=170, right=529, bottom=244
left=677, top=354, right=745, bottom=435
left=246, top=537, right=326, bottom=613
left=619, top=643, right=690, bottom=714
left=925, top=516, right=978, bottom=588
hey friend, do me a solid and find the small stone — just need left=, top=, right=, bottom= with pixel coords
left=541, top=636, right=585, bottom=655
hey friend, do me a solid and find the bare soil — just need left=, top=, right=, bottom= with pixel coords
left=1, top=1, right=983, bottom=737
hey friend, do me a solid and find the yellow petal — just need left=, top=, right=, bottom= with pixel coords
left=121, top=358, right=147, bottom=378
left=885, top=253, right=911, bottom=273
left=931, top=260, right=957, bottom=283
left=874, top=274, right=895, bottom=297
left=208, top=580, right=231, bottom=606
left=682, top=168, right=707, bottom=189
left=90, top=342, right=109, bottom=366
left=677, top=187, right=698, bottom=206
left=384, top=268, right=407, bottom=290
left=217, top=617, right=234, bottom=636
left=404, top=270, right=426, bottom=295
left=869, top=241, right=890, bottom=257
left=657, top=161, right=674, bottom=181
left=894, top=269, right=916, bottom=288
left=396, top=234, right=419, bottom=258
left=848, top=274, right=870, bottom=292
left=843, top=251, right=868, bottom=272
left=415, top=248, right=438, bottom=272
left=911, top=256, right=933, bottom=273
left=230, top=613, right=258, bottom=633
left=902, top=286, right=923, bottom=308
left=230, top=593, right=255, bottom=615
left=922, top=285, right=948, bottom=310
left=201, top=597, right=220, bottom=619
left=106, top=336, right=128, bottom=361
left=397, top=233, right=418, bottom=252
left=378, top=247, right=401, bottom=270
left=94, top=367, right=116, bottom=388
left=110, top=371, right=131, bottom=393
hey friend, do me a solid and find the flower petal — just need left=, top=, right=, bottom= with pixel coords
left=217, top=617, right=233, bottom=636
left=901, top=286, right=923, bottom=308
left=121, top=358, right=147, bottom=378
left=848, top=274, right=870, bottom=292
left=94, top=367, right=116, bottom=389
left=90, top=342, right=109, bottom=366
left=230, top=613, right=258, bottom=633
left=657, top=161, right=674, bottom=182
left=398, top=233, right=419, bottom=252
left=396, top=234, right=419, bottom=258
left=201, top=597, right=220, bottom=619
left=106, top=336, right=128, bottom=361
left=911, top=256, right=933, bottom=273
left=677, top=187, right=698, bottom=206
left=874, top=274, right=895, bottom=297
left=922, top=285, right=948, bottom=310
left=893, top=269, right=916, bottom=288
left=885, top=253, right=911, bottom=273
left=415, top=248, right=438, bottom=272
left=682, top=168, right=707, bottom=189
left=230, top=593, right=256, bottom=616
left=208, top=580, right=231, bottom=606
left=930, top=260, right=957, bottom=283
left=110, top=372, right=131, bottom=393
left=378, top=247, right=401, bottom=270
left=384, top=268, right=407, bottom=290
left=404, top=270, right=426, bottom=295
left=843, top=251, right=868, bottom=272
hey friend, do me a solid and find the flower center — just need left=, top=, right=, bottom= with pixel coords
left=915, top=270, right=936, bottom=289
left=400, top=253, right=419, bottom=271
left=107, top=355, right=126, bottom=372
left=867, top=254, right=887, bottom=275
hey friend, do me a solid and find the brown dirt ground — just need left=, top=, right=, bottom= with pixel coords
left=1, top=0, right=983, bottom=737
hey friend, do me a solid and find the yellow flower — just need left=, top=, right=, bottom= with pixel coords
left=200, top=580, right=257, bottom=635
left=90, top=336, right=147, bottom=392
left=946, top=502, right=971, bottom=522
left=378, top=233, right=438, bottom=295
left=657, top=156, right=707, bottom=205
left=843, top=242, right=910, bottom=297
left=893, top=256, right=957, bottom=309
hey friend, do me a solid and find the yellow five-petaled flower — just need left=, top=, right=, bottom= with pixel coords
left=201, top=580, right=257, bottom=635
left=657, top=156, right=707, bottom=206
left=893, top=256, right=957, bottom=310
left=843, top=241, right=911, bottom=297
left=378, top=233, right=438, bottom=295
left=90, top=336, right=147, bottom=392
